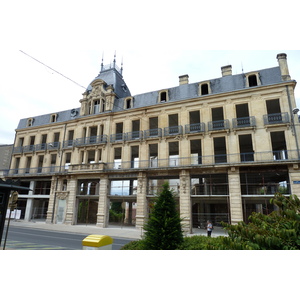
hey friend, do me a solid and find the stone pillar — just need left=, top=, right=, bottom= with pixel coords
left=97, top=175, right=109, bottom=228
left=135, top=172, right=148, bottom=229
left=228, top=167, right=243, bottom=224
left=46, top=177, right=57, bottom=224
left=179, top=170, right=192, bottom=234
left=289, top=165, right=300, bottom=196
left=65, top=176, right=77, bottom=225
left=24, top=181, right=35, bottom=221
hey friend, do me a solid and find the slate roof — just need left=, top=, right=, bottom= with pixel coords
left=16, top=65, right=287, bottom=130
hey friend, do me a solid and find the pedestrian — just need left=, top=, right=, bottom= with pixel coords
left=206, top=220, right=213, bottom=237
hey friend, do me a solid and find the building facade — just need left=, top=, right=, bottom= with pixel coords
left=6, top=53, right=300, bottom=233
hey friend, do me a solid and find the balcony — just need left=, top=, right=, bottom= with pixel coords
left=35, top=143, right=47, bottom=152
left=110, top=133, right=126, bottom=143
left=76, top=135, right=107, bottom=146
left=185, top=123, right=205, bottom=134
left=126, top=131, right=143, bottom=141
left=263, top=112, right=290, bottom=126
left=47, top=142, right=60, bottom=150
left=23, top=145, right=35, bottom=153
left=63, top=140, right=76, bottom=148
left=7, top=149, right=299, bottom=177
left=163, top=125, right=183, bottom=136
left=208, top=120, right=230, bottom=132
left=144, top=128, right=162, bottom=139
left=12, top=146, right=23, bottom=154
left=232, top=116, right=256, bottom=129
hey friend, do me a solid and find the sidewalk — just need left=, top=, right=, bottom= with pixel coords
left=6, top=220, right=228, bottom=239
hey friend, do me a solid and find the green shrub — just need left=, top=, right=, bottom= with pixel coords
left=121, top=240, right=145, bottom=250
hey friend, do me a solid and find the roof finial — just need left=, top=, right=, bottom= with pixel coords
left=121, top=56, right=123, bottom=75
left=101, top=52, right=104, bottom=71
left=113, top=50, right=116, bottom=68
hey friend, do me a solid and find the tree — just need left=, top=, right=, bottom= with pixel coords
left=143, top=182, right=184, bottom=250
left=221, top=193, right=300, bottom=250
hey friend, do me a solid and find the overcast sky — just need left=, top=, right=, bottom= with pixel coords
left=1, top=1, right=299, bottom=145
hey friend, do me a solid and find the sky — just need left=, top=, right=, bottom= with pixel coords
left=1, top=0, right=299, bottom=293
left=1, top=1, right=299, bottom=145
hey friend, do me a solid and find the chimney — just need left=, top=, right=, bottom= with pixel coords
left=277, top=53, right=291, bottom=81
left=179, top=74, right=189, bottom=85
left=221, top=65, right=232, bottom=77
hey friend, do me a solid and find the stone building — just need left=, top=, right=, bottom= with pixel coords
left=0, top=144, right=13, bottom=178
left=6, top=53, right=300, bottom=233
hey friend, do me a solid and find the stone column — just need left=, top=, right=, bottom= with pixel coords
left=179, top=170, right=192, bottom=234
left=228, top=167, right=243, bottom=224
left=24, top=181, right=35, bottom=221
left=135, top=172, right=147, bottom=229
left=46, top=176, right=57, bottom=223
left=65, top=176, right=77, bottom=225
left=289, top=165, right=300, bottom=196
left=97, top=175, right=109, bottom=228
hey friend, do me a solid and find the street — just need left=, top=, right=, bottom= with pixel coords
left=1, top=224, right=134, bottom=250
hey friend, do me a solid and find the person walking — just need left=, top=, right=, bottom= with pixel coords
left=206, top=220, right=213, bottom=237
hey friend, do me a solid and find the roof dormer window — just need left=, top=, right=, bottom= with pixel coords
left=27, top=118, right=34, bottom=127
left=50, top=114, right=58, bottom=123
left=199, top=81, right=211, bottom=96
left=124, top=97, right=133, bottom=109
left=246, top=72, right=261, bottom=87
left=159, top=90, right=168, bottom=103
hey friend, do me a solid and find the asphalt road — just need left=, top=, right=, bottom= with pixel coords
left=1, top=225, right=133, bottom=250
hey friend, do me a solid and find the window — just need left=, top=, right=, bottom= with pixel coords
left=131, top=146, right=139, bottom=168
left=114, top=147, right=122, bottom=169
left=110, top=180, right=137, bottom=196
left=149, top=144, right=158, bottom=167
left=27, top=118, right=34, bottom=127
left=159, top=90, right=168, bottom=102
left=125, top=97, right=133, bottom=109
left=271, top=131, right=288, bottom=160
left=246, top=73, right=261, bottom=87
left=201, top=83, right=209, bottom=95
left=248, top=75, right=258, bottom=87
left=199, top=82, right=211, bottom=95
left=93, top=100, right=100, bottom=114
left=169, top=141, right=179, bottom=166
left=87, top=150, right=95, bottom=163
left=25, top=157, right=32, bottom=173
left=78, top=179, right=99, bottom=195
left=190, top=140, right=202, bottom=164
left=50, top=114, right=57, bottom=123
left=238, top=134, right=254, bottom=162
left=214, top=136, right=227, bottom=163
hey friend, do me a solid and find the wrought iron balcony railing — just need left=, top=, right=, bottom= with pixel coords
left=110, top=133, right=127, bottom=143
left=263, top=112, right=290, bottom=125
left=76, top=135, right=107, bottom=146
left=7, top=149, right=299, bottom=177
left=144, top=128, right=163, bottom=139
left=185, top=122, right=206, bottom=134
left=232, top=116, right=256, bottom=128
left=163, top=125, right=183, bottom=136
left=208, top=119, right=230, bottom=131
left=126, top=131, right=143, bottom=141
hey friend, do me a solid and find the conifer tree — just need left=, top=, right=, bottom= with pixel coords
left=143, top=182, right=184, bottom=250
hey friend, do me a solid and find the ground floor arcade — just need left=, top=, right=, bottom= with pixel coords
left=12, top=164, right=300, bottom=233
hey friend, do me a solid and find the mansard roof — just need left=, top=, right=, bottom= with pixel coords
left=16, top=64, right=290, bottom=130
left=86, top=63, right=131, bottom=99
